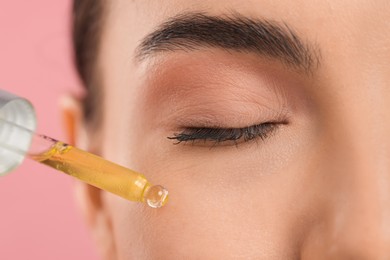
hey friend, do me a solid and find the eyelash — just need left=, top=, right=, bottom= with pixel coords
left=167, top=122, right=283, bottom=146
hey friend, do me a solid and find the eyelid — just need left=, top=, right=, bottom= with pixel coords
left=171, top=104, right=291, bottom=130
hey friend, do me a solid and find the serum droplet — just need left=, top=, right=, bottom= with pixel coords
left=144, top=185, right=169, bottom=208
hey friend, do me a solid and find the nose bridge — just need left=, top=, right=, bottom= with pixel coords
left=330, top=139, right=390, bottom=256
left=341, top=56, right=390, bottom=204
left=300, top=4, right=390, bottom=257
left=322, top=64, right=390, bottom=257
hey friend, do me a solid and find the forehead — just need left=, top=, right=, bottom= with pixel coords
left=99, top=0, right=389, bottom=97
left=103, top=0, right=389, bottom=61
left=99, top=0, right=390, bottom=90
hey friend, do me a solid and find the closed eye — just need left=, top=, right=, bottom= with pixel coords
left=167, top=121, right=287, bottom=146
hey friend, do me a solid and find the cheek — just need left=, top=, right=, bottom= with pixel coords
left=103, top=123, right=317, bottom=258
left=105, top=163, right=302, bottom=258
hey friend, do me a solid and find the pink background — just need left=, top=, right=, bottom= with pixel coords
left=0, top=0, right=98, bottom=259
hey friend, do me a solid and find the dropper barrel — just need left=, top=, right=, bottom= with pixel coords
left=0, top=117, right=168, bottom=207
left=0, top=118, right=148, bottom=199
left=33, top=141, right=151, bottom=202
left=33, top=141, right=168, bottom=207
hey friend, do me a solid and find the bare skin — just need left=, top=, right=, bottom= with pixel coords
left=64, top=0, right=390, bottom=259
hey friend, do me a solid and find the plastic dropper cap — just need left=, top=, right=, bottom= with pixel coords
left=0, top=89, right=36, bottom=176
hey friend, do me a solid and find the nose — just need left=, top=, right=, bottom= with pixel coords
left=301, top=101, right=390, bottom=259
left=326, top=153, right=390, bottom=259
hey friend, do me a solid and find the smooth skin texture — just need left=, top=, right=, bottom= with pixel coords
left=64, top=0, right=390, bottom=259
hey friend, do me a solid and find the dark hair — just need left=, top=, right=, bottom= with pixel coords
left=72, top=0, right=105, bottom=127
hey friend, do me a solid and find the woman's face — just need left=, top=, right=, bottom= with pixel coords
left=76, top=0, right=390, bottom=259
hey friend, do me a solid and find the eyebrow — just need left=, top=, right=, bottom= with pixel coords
left=136, top=12, right=320, bottom=73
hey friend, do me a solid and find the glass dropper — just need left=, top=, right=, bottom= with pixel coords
left=0, top=117, right=168, bottom=208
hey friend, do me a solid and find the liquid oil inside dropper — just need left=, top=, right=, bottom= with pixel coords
left=30, top=136, right=169, bottom=208
left=0, top=116, right=168, bottom=208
